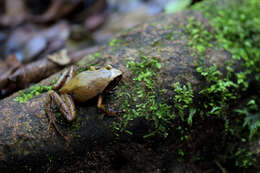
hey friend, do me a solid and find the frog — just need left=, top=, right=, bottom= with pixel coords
left=46, top=65, right=122, bottom=141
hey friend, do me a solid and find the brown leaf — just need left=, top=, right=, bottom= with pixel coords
left=48, top=49, right=71, bottom=66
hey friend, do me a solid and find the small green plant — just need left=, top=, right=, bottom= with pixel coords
left=189, top=0, right=260, bottom=170
left=184, top=17, right=214, bottom=55
left=109, top=39, right=119, bottom=47
left=196, top=65, right=241, bottom=116
left=235, top=99, right=260, bottom=140
left=115, top=55, right=173, bottom=137
left=77, top=52, right=101, bottom=67
left=173, top=82, right=195, bottom=125
left=14, top=84, right=52, bottom=103
left=76, top=65, right=91, bottom=74
left=194, top=0, right=260, bottom=80
left=234, top=147, right=257, bottom=169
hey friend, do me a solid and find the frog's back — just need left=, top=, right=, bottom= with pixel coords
left=59, top=69, right=111, bottom=102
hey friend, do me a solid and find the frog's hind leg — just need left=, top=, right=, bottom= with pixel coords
left=46, top=92, right=56, bottom=131
left=64, top=65, right=76, bottom=85
left=52, top=68, right=70, bottom=90
left=61, top=94, right=76, bottom=121
left=97, top=95, right=117, bottom=116
left=50, top=91, right=76, bottom=122
left=47, top=91, right=75, bottom=143
left=52, top=65, right=76, bottom=90
left=46, top=91, right=69, bottom=142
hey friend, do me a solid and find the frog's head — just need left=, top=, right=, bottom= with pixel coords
left=104, top=65, right=123, bottom=92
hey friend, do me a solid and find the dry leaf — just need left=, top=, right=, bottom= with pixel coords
left=48, top=49, right=71, bottom=66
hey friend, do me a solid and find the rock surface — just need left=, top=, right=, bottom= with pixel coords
left=0, top=9, right=257, bottom=172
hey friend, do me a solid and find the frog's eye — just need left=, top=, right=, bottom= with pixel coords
left=106, top=65, right=113, bottom=70
left=89, top=66, right=96, bottom=71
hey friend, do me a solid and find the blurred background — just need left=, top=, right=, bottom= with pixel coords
left=0, top=0, right=200, bottom=98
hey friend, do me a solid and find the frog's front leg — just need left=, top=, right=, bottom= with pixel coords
left=97, top=95, right=117, bottom=116
left=52, top=65, right=77, bottom=90
left=46, top=65, right=76, bottom=142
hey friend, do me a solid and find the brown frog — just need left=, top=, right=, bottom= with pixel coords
left=46, top=65, right=122, bottom=141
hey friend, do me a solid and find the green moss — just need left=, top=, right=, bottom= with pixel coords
left=114, top=3, right=260, bottom=158
left=176, top=0, right=260, bottom=141
left=235, top=98, right=260, bottom=140
left=178, top=0, right=260, bottom=169
left=173, top=82, right=195, bottom=125
left=193, top=0, right=260, bottom=80
left=109, top=39, right=120, bottom=47
left=14, top=84, right=52, bottom=103
left=184, top=17, right=214, bottom=55
left=76, top=66, right=90, bottom=74
left=164, top=32, right=175, bottom=40
left=234, top=147, right=257, bottom=168
left=196, top=64, right=242, bottom=116
left=93, top=52, right=101, bottom=58
left=181, top=15, right=245, bottom=124
left=192, top=0, right=260, bottom=138
left=76, top=52, right=101, bottom=68
left=114, top=55, right=173, bottom=138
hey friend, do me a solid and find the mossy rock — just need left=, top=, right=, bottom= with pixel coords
left=0, top=0, right=259, bottom=171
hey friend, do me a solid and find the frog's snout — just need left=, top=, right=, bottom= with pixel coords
left=109, top=68, right=123, bottom=81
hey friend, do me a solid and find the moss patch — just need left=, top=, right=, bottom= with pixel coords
left=193, top=0, right=260, bottom=139
left=14, top=84, right=52, bottom=103
left=114, top=55, right=173, bottom=138
left=184, top=17, right=214, bottom=56
left=169, top=0, right=260, bottom=170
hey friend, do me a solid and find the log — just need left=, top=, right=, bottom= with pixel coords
left=0, top=11, right=242, bottom=172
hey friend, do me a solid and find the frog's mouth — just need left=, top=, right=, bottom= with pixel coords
left=104, top=74, right=122, bottom=93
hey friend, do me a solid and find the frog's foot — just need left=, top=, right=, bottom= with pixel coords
left=97, top=95, right=118, bottom=117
